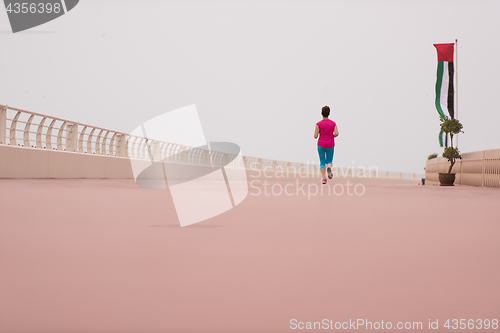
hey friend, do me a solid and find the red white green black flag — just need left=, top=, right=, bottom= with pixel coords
left=434, top=43, right=455, bottom=147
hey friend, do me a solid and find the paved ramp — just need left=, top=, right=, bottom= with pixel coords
left=1, top=180, right=499, bottom=332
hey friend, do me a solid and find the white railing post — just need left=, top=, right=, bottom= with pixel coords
left=24, top=114, right=34, bottom=147
left=36, top=117, right=47, bottom=148
left=101, top=131, right=110, bottom=155
left=0, top=106, right=6, bottom=144
left=482, top=151, right=486, bottom=187
left=151, top=140, right=161, bottom=161
left=57, top=121, right=67, bottom=151
left=117, top=134, right=126, bottom=157
left=460, top=158, right=463, bottom=186
left=66, top=123, right=78, bottom=152
left=109, top=133, right=117, bottom=156
left=86, top=128, right=96, bottom=154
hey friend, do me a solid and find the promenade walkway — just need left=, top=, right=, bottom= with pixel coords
left=1, top=179, right=499, bottom=332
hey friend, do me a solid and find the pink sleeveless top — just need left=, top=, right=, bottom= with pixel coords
left=316, top=119, right=336, bottom=148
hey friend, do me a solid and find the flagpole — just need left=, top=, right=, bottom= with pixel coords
left=455, top=38, right=458, bottom=148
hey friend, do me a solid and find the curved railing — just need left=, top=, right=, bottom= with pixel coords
left=0, top=104, right=238, bottom=166
left=0, top=104, right=424, bottom=180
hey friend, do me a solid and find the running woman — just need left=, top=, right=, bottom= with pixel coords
left=314, top=105, right=338, bottom=184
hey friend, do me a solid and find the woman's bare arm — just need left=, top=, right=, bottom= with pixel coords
left=314, top=125, right=319, bottom=139
left=334, top=125, right=339, bottom=137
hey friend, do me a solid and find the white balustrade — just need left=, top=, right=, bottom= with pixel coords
left=0, top=104, right=428, bottom=181
left=425, top=149, right=500, bottom=188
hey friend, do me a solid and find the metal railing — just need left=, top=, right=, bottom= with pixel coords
left=0, top=104, right=236, bottom=166
left=0, top=104, right=424, bottom=180
left=425, top=149, right=500, bottom=188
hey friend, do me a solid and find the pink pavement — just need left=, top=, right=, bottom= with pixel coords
left=0, top=179, right=499, bottom=332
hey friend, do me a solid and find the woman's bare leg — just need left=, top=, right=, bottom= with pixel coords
left=320, top=168, right=326, bottom=179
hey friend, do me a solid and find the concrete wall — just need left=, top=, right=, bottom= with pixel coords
left=1, top=144, right=421, bottom=185
left=0, top=144, right=236, bottom=180
left=425, top=148, right=500, bottom=187
left=0, top=144, right=133, bottom=179
left=0, top=144, right=253, bottom=181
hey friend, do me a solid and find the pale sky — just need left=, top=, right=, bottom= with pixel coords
left=1, top=0, right=499, bottom=173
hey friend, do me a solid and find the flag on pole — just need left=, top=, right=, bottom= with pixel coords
left=434, top=43, right=455, bottom=147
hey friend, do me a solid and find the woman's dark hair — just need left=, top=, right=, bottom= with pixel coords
left=321, top=105, right=330, bottom=118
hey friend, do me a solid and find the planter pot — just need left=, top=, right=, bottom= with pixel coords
left=438, top=173, right=456, bottom=186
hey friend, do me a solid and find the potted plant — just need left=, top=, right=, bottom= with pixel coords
left=439, top=116, right=463, bottom=186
